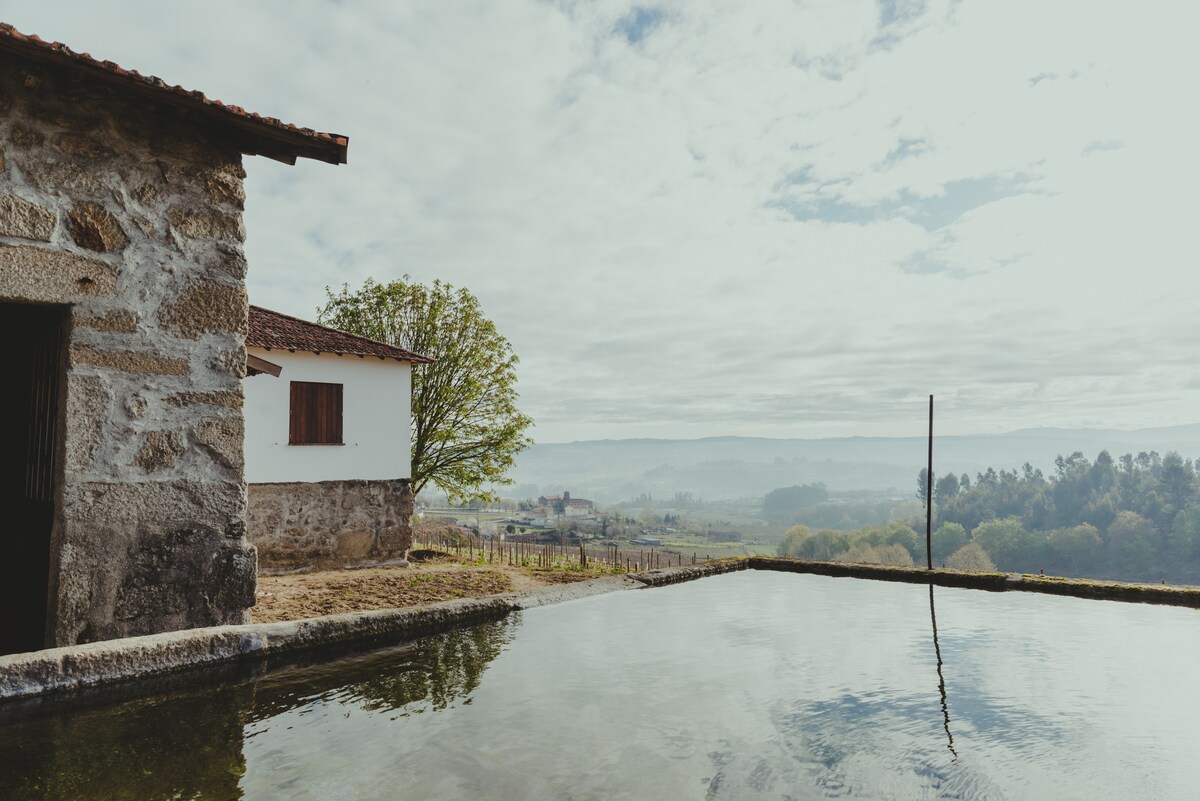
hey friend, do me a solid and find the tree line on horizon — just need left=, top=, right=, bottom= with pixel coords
left=778, top=449, right=1200, bottom=585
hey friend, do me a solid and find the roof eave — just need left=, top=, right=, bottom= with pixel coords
left=0, top=26, right=349, bottom=166
left=248, top=342, right=434, bottom=365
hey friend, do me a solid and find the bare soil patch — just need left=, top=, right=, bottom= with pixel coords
left=252, top=559, right=603, bottom=623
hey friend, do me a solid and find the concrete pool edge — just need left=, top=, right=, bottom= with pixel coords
left=4, top=557, right=1198, bottom=702
left=746, top=557, right=1200, bottom=607
left=0, top=597, right=513, bottom=702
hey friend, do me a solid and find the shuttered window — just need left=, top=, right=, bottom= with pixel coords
left=289, top=381, right=343, bottom=445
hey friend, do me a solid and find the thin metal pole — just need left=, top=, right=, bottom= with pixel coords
left=926, top=394, right=934, bottom=570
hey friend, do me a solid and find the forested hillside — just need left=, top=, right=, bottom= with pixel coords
left=780, top=449, right=1200, bottom=585
left=932, top=450, right=1200, bottom=582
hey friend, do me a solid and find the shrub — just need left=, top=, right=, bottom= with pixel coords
left=946, top=542, right=996, bottom=572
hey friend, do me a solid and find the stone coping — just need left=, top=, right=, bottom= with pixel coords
left=4, top=558, right=1200, bottom=703
left=0, top=598, right=510, bottom=703
left=744, top=557, right=1200, bottom=607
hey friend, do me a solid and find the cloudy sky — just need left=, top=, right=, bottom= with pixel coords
left=11, top=1, right=1200, bottom=442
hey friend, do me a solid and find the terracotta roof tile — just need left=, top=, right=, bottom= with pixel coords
left=0, top=23, right=348, bottom=165
left=248, top=306, right=433, bottom=364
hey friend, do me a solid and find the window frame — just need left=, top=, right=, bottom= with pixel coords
left=288, top=380, right=344, bottom=446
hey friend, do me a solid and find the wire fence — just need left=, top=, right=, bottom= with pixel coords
left=415, top=529, right=717, bottom=574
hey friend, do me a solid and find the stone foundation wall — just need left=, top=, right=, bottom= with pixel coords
left=0, top=55, right=255, bottom=646
left=247, top=479, right=414, bottom=571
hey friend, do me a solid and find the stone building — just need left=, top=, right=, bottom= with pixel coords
left=0, top=25, right=347, bottom=655
left=243, top=306, right=431, bottom=571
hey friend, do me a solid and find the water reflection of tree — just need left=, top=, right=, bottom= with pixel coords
left=349, top=617, right=520, bottom=713
left=249, top=616, right=521, bottom=721
left=0, top=616, right=521, bottom=800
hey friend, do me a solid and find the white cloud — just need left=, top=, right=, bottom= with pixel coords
left=9, top=0, right=1200, bottom=442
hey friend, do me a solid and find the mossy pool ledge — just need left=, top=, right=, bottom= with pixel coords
left=3, top=557, right=1198, bottom=703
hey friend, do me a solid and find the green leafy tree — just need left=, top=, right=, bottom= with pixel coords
left=934, top=472, right=960, bottom=504
left=777, top=524, right=812, bottom=557
left=916, top=467, right=930, bottom=504
left=973, top=517, right=1046, bottom=571
left=1105, top=511, right=1160, bottom=579
left=802, top=530, right=850, bottom=561
left=875, top=520, right=921, bottom=557
left=931, top=522, right=968, bottom=563
left=320, top=277, right=533, bottom=502
left=1159, top=453, right=1197, bottom=522
left=1166, top=507, right=1200, bottom=582
left=1045, top=524, right=1103, bottom=576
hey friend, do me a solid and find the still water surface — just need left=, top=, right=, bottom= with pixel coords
left=2, top=571, right=1198, bottom=800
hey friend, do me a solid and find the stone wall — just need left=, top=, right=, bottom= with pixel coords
left=0, top=56, right=256, bottom=645
left=247, top=480, right=414, bottom=571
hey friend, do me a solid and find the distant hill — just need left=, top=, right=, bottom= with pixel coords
left=504, top=425, right=1200, bottom=503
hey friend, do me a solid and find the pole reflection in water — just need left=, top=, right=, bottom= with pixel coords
left=929, top=583, right=958, bottom=761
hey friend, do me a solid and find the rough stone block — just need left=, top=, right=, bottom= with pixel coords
left=193, top=416, right=245, bottom=472
left=165, top=390, right=242, bottom=409
left=67, top=201, right=128, bottom=252
left=63, top=374, right=108, bottom=474
left=125, top=394, right=148, bottom=419
left=0, top=244, right=118, bottom=303
left=336, top=530, right=374, bottom=559
left=9, top=125, right=44, bottom=148
left=206, top=244, right=248, bottom=280
left=197, top=162, right=247, bottom=209
left=159, top=279, right=247, bottom=339
left=111, top=523, right=256, bottom=631
left=210, top=543, right=257, bottom=612
left=0, top=194, right=56, bottom=241
left=377, top=525, right=411, bottom=553
left=19, top=159, right=106, bottom=197
left=136, top=431, right=187, bottom=472
left=133, top=182, right=158, bottom=205
left=75, top=309, right=138, bottom=332
left=55, top=133, right=112, bottom=160
left=168, top=205, right=245, bottom=242
left=207, top=346, right=249, bottom=379
left=62, top=480, right=245, bottom=531
left=55, top=479, right=252, bottom=643
left=70, top=344, right=189, bottom=376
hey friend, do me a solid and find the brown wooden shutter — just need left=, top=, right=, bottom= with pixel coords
left=289, top=382, right=343, bottom=444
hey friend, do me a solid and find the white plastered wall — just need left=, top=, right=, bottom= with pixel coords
left=244, top=347, right=412, bottom=483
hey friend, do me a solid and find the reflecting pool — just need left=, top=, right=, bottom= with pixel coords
left=3, top=571, right=1199, bottom=800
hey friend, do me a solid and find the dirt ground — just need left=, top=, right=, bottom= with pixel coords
left=252, top=553, right=600, bottom=623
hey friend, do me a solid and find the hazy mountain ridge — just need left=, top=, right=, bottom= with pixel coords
left=507, top=425, right=1200, bottom=502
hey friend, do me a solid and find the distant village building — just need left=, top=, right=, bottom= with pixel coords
left=0, top=25, right=347, bottom=654
left=243, top=306, right=431, bottom=569
left=536, top=491, right=595, bottom=518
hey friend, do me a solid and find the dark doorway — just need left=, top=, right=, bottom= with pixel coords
left=0, top=302, right=65, bottom=655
